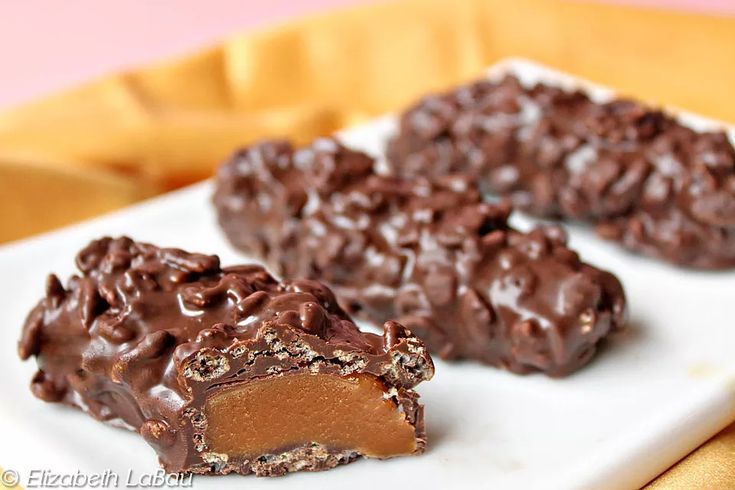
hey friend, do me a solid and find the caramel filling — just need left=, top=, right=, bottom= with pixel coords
left=204, top=373, right=417, bottom=459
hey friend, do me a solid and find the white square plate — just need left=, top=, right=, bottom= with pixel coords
left=1, top=59, right=734, bottom=490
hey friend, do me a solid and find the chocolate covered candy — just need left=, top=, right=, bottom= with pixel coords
left=18, top=237, right=433, bottom=476
left=387, top=74, right=735, bottom=269
left=214, top=139, right=626, bottom=376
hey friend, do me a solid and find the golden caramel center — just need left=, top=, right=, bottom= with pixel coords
left=204, top=373, right=417, bottom=458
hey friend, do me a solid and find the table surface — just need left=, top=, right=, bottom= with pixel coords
left=0, top=0, right=732, bottom=110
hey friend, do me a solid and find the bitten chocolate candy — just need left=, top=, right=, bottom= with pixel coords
left=387, top=75, right=735, bottom=269
left=18, top=237, right=434, bottom=476
left=214, top=139, right=626, bottom=376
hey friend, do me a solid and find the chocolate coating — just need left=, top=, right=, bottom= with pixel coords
left=387, top=75, right=735, bottom=269
left=214, top=139, right=626, bottom=376
left=18, top=237, right=433, bottom=476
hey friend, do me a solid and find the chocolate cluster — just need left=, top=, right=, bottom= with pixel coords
left=18, top=237, right=433, bottom=476
left=387, top=75, right=735, bottom=269
left=214, top=139, right=626, bottom=376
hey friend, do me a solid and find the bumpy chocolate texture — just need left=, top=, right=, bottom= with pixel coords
left=18, top=237, right=434, bottom=476
left=214, top=138, right=626, bottom=376
left=387, top=75, right=735, bottom=269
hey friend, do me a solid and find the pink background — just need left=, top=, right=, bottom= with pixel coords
left=0, top=0, right=732, bottom=110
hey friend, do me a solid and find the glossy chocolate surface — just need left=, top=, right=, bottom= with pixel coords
left=214, top=139, right=626, bottom=376
left=387, top=75, right=735, bottom=269
left=18, top=237, right=433, bottom=476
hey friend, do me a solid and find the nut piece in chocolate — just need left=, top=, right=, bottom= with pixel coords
left=387, top=74, right=735, bottom=269
left=18, top=237, right=434, bottom=476
left=213, top=138, right=627, bottom=377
